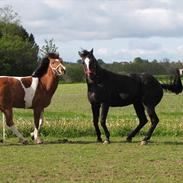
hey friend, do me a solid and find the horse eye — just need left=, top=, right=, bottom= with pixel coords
left=51, top=61, right=56, bottom=64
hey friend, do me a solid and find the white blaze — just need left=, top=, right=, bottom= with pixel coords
left=15, top=77, right=39, bottom=108
left=84, top=57, right=90, bottom=70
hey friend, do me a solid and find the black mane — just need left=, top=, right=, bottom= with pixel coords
left=79, top=50, right=90, bottom=57
left=32, top=53, right=59, bottom=78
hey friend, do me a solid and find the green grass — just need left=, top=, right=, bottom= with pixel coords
left=0, top=83, right=183, bottom=182
left=1, top=83, right=183, bottom=139
left=1, top=136, right=183, bottom=183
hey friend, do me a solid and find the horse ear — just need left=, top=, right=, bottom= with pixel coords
left=90, top=48, right=93, bottom=54
left=78, top=51, right=82, bottom=57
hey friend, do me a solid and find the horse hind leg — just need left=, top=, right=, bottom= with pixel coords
left=127, top=102, right=148, bottom=142
left=141, top=106, right=159, bottom=145
left=4, top=108, right=28, bottom=144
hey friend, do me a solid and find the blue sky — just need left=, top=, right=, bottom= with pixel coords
left=1, top=0, right=183, bottom=63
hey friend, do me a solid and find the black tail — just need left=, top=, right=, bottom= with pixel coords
left=161, top=69, right=182, bottom=94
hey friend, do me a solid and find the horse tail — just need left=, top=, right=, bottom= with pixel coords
left=161, top=69, right=182, bottom=94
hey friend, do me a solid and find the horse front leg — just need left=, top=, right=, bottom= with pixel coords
left=100, top=104, right=110, bottom=144
left=31, top=110, right=44, bottom=140
left=91, top=104, right=102, bottom=142
left=33, top=108, right=44, bottom=144
left=4, top=108, right=28, bottom=144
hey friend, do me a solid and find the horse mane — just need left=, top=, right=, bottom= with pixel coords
left=79, top=49, right=90, bottom=57
left=32, top=53, right=59, bottom=78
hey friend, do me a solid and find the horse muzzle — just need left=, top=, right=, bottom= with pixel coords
left=52, top=64, right=66, bottom=76
left=85, top=69, right=95, bottom=76
left=57, top=67, right=66, bottom=76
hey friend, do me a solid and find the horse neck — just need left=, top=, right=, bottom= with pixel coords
left=40, top=67, right=59, bottom=95
left=86, top=65, right=105, bottom=86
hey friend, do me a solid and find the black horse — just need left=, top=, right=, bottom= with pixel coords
left=78, top=49, right=182, bottom=145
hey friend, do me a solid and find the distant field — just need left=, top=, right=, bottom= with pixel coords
left=1, top=83, right=183, bottom=182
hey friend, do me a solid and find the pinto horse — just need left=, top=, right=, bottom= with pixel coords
left=79, top=49, right=182, bottom=145
left=0, top=53, right=66, bottom=144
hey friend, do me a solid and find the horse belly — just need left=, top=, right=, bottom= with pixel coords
left=0, top=79, right=25, bottom=109
left=108, top=93, right=135, bottom=107
left=12, top=90, right=26, bottom=108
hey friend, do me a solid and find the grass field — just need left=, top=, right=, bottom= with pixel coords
left=1, top=83, right=183, bottom=182
left=1, top=83, right=183, bottom=138
left=1, top=136, right=183, bottom=182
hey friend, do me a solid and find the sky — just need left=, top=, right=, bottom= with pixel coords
left=1, top=0, right=183, bottom=63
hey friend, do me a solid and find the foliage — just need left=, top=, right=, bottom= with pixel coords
left=0, top=6, right=39, bottom=76
left=40, top=38, right=58, bottom=57
left=102, top=57, right=182, bottom=76
left=0, top=5, right=20, bottom=24
left=61, top=58, right=183, bottom=83
left=62, top=63, right=85, bottom=83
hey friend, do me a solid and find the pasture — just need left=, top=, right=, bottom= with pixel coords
left=1, top=83, right=183, bottom=182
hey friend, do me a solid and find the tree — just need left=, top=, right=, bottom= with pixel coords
left=0, top=6, right=39, bottom=76
left=133, top=57, right=148, bottom=64
left=62, top=63, right=85, bottom=83
left=97, top=58, right=105, bottom=65
left=40, top=39, right=58, bottom=57
left=77, top=59, right=82, bottom=64
left=0, top=5, right=20, bottom=24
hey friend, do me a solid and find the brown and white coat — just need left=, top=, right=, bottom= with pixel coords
left=0, top=53, right=66, bottom=144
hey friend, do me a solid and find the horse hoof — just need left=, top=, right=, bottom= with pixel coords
left=126, top=137, right=132, bottom=143
left=140, top=140, right=148, bottom=145
left=34, top=138, right=43, bottom=144
left=19, top=139, right=28, bottom=145
left=96, top=138, right=103, bottom=143
left=23, top=140, right=29, bottom=145
left=103, top=140, right=110, bottom=144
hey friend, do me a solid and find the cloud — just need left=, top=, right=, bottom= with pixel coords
left=176, top=45, right=183, bottom=56
left=2, top=0, right=183, bottom=43
left=1, top=0, right=183, bottom=62
left=128, top=40, right=162, bottom=50
left=96, top=48, right=108, bottom=55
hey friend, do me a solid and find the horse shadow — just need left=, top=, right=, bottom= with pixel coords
left=1, top=138, right=183, bottom=146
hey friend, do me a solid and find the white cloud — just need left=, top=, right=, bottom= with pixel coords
left=2, top=0, right=183, bottom=42
left=176, top=45, right=183, bottom=55
left=96, top=48, right=108, bottom=55
left=1, top=0, right=183, bottom=62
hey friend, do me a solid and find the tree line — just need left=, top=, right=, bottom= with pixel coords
left=0, top=6, right=183, bottom=82
left=61, top=58, right=183, bottom=83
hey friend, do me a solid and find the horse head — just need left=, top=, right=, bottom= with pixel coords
left=78, top=48, right=100, bottom=80
left=48, top=53, right=66, bottom=76
left=32, top=53, right=66, bottom=77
